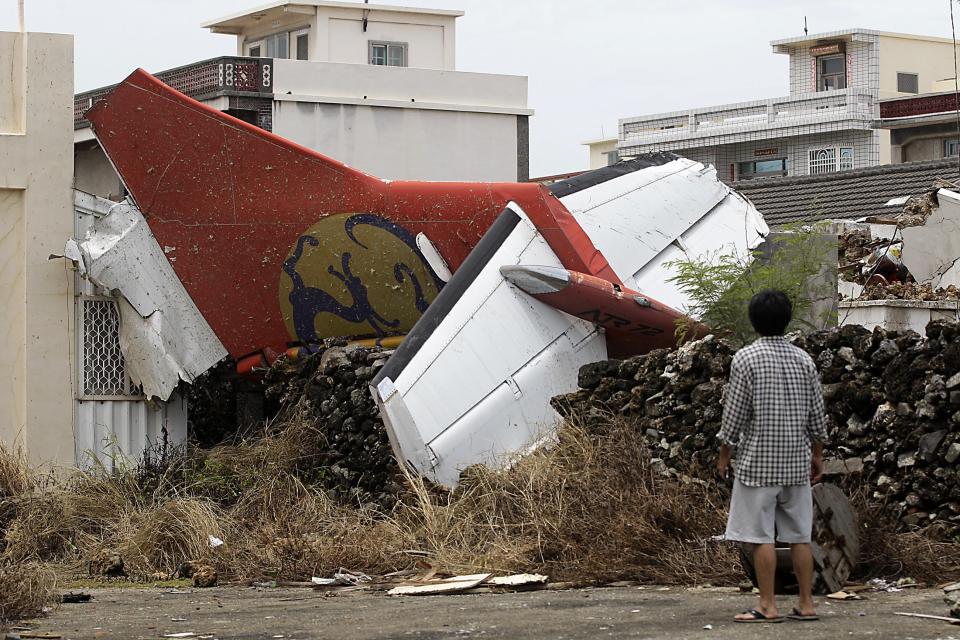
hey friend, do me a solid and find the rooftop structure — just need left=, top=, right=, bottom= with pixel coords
left=734, top=158, right=960, bottom=227
left=203, top=0, right=462, bottom=70
left=617, top=29, right=960, bottom=182
left=74, top=0, right=530, bottom=198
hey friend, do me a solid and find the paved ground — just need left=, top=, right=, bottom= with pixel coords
left=7, top=585, right=958, bottom=640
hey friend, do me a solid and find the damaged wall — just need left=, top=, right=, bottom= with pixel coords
left=0, top=32, right=76, bottom=466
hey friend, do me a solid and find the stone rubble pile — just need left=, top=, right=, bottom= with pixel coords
left=839, top=229, right=874, bottom=269
left=860, top=282, right=960, bottom=302
left=263, top=341, right=403, bottom=509
left=553, top=322, right=960, bottom=533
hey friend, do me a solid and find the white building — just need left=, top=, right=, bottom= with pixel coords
left=615, top=29, right=960, bottom=181
left=74, top=0, right=532, bottom=199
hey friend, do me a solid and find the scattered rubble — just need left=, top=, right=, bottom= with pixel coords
left=860, top=282, right=960, bottom=301
left=945, top=581, right=960, bottom=618
left=88, top=550, right=125, bottom=577
left=554, top=322, right=960, bottom=534
left=839, top=230, right=875, bottom=270
left=191, top=564, right=217, bottom=588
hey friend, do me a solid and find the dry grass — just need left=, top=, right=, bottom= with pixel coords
left=0, top=443, right=32, bottom=500
left=224, top=474, right=406, bottom=582
left=4, top=409, right=960, bottom=623
left=0, top=560, right=57, bottom=623
left=854, top=498, right=960, bottom=583
left=117, top=497, right=225, bottom=575
left=393, top=419, right=741, bottom=584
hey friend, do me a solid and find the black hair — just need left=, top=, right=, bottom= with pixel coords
left=748, top=289, right=792, bottom=336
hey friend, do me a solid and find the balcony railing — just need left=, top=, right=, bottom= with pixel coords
left=619, top=89, right=876, bottom=145
left=74, top=56, right=274, bottom=130
left=880, top=92, right=959, bottom=119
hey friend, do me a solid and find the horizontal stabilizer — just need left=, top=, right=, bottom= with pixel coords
left=500, top=265, right=685, bottom=357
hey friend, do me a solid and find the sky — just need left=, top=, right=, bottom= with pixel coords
left=0, top=0, right=957, bottom=176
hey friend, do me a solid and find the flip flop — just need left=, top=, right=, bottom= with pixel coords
left=788, top=607, right=819, bottom=621
left=734, top=609, right=784, bottom=623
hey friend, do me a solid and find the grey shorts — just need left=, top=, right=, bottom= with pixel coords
left=725, top=479, right=813, bottom=544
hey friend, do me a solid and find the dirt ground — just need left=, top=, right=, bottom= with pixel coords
left=6, top=585, right=959, bottom=640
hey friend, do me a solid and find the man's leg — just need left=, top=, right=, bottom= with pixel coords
left=790, top=543, right=816, bottom=616
left=752, top=543, right=779, bottom=617
left=776, top=484, right=817, bottom=619
left=726, top=480, right=780, bottom=621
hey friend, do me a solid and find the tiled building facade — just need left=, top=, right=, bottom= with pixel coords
left=617, top=29, right=956, bottom=181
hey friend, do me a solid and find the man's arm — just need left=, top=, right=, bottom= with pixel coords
left=718, top=356, right=752, bottom=477
left=806, top=360, right=828, bottom=483
left=718, top=443, right=733, bottom=479
left=811, top=441, right=824, bottom=483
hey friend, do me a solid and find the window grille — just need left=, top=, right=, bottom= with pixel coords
left=81, top=298, right=140, bottom=398
left=808, top=147, right=854, bottom=175
left=808, top=148, right=834, bottom=175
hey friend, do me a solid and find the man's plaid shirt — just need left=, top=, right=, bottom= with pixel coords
left=718, top=336, right=828, bottom=486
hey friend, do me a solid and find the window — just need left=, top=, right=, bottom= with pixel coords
left=817, top=54, right=846, bottom=91
left=604, top=150, right=620, bottom=166
left=247, top=30, right=296, bottom=59
left=897, top=72, right=919, bottom=94
left=738, top=158, right=788, bottom=180
left=80, top=298, right=142, bottom=398
left=945, top=139, right=960, bottom=157
left=294, top=29, right=309, bottom=61
left=264, top=32, right=289, bottom=59
left=808, top=147, right=854, bottom=175
left=369, top=41, right=407, bottom=67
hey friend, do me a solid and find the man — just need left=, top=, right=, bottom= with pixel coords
left=717, top=289, right=827, bottom=624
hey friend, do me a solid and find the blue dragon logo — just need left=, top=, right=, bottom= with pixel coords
left=281, top=213, right=443, bottom=344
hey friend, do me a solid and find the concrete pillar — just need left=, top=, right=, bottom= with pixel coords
left=0, top=32, right=75, bottom=468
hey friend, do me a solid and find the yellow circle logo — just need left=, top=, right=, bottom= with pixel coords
left=279, top=213, right=442, bottom=344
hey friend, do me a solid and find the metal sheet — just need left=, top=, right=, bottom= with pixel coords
left=375, top=203, right=607, bottom=486
left=630, top=189, right=769, bottom=314
left=72, top=191, right=189, bottom=469
left=71, top=200, right=228, bottom=400
left=74, top=393, right=187, bottom=472
left=558, top=158, right=768, bottom=314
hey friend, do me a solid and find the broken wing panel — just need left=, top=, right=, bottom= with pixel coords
left=372, top=204, right=606, bottom=486
left=556, top=158, right=730, bottom=286
left=72, top=198, right=227, bottom=400
left=631, top=189, right=769, bottom=314
left=500, top=265, right=685, bottom=357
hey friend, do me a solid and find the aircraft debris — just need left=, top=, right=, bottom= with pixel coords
left=59, top=198, right=227, bottom=400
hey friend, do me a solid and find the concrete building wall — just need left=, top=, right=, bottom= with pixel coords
left=236, top=11, right=312, bottom=56
left=272, top=58, right=527, bottom=109
left=878, top=35, right=960, bottom=98
left=891, top=121, right=959, bottom=162
left=323, top=7, right=453, bottom=69
left=0, top=32, right=75, bottom=467
left=74, top=142, right=123, bottom=199
left=273, top=100, right=522, bottom=181
left=270, top=58, right=529, bottom=181
left=584, top=138, right=617, bottom=170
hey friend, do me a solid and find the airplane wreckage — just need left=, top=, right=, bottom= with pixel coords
left=68, top=69, right=768, bottom=487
